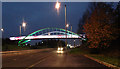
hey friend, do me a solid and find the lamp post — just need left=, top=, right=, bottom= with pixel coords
left=66, top=24, right=72, bottom=46
left=22, top=18, right=26, bottom=32
left=70, top=25, right=72, bottom=45
left=20, top=18, right=27, bottom=36
left=65, top=5, right=67, bottom=48
left=55, top=2, right=68, bottom=48
left=74, top=39, right=75, bottom=47
left=20, top=26, right=21, bottom=36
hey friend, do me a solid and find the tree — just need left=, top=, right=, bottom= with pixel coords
left=83, top=3, right=116, bottom=48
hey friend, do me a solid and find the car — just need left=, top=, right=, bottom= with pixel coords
left=69, top=45, right=75, bottom=48
left=57, top=47, right=64, bottom=54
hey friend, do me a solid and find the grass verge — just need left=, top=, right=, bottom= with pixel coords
left=69, top=48, right=120, bottom=67
left=2, top=44, right=31, bottom=51
left=88, top=54, right=120, bottom=67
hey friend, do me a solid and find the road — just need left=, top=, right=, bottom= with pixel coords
left=2, top=48, right=111, bottom=69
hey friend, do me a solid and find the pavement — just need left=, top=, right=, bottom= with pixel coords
left=1, top=48, right=111, bottom=69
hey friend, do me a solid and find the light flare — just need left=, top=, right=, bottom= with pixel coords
left=55, top=1, right=60, bottom=9
left=55, top=1, right=61, bottom=15
left=22, top=22, right=26, bottom=27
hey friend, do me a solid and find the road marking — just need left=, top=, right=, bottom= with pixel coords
left=13, top=59, right=16, bottom=60
left=26, top=59, right=46, bottom=69
left=26, top=52, right=53, bottom=69
left=0, top=51, right=19, bottom=54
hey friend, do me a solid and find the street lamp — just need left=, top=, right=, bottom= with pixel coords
left=1, top=28, right=4, bottom=32
left=55, top=1, right=60, bottom=14
left=55, top=1, right=60, bottom=9
left=20, top=18, right=27, bottom=36
left=22, top=20, right=26, bottom=32
left=55, top=2, right=68, bottom=49
left=66, top=24, right=69, bottom=28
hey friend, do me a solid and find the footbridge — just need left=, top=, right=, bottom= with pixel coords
left=9, top=28, right=85, bottom=46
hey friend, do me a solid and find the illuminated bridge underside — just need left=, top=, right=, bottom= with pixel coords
left=9, top=28, right=85, bottom=46
left=10, top=35, right=81, bottom=40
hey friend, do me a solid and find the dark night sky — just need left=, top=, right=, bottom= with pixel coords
left=2, top=2, right=89, bottom=38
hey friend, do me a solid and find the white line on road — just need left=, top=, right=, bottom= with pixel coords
left=26, top=59, right=46, bottom=69
left=25, top=52, right=53, bottom=69
left=13, top=59, right=16, bottom=60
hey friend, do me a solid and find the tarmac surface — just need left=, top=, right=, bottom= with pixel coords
left=2, top=48, right=111, bottom=69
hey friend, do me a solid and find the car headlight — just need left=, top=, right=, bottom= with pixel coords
left=61, top=48, right=63, bottom=51
left=58, top=48, right=60, bottom=50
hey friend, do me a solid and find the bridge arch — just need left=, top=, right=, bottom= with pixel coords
left=18, top=27, right=81, bottom=46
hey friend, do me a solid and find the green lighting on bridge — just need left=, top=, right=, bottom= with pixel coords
left=18, top=27, right=80, bottom=46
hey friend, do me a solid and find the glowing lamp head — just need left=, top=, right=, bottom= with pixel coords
left=22, top=22, right=26, bottom=27
left=55, top=2, right=60, bottom=9
left=1, top=28, right=3, bottom=32
left=66, top=24, right=69, bottom=28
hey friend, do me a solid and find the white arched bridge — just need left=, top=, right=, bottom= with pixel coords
left=9, top=28, right=85, bottom=46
